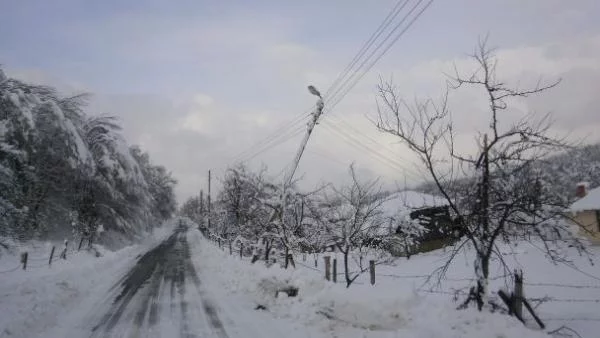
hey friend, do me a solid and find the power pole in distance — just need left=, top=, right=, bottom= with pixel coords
left=207, top=170, right=212, bottom=231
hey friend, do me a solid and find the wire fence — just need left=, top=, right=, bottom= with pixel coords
left=210, top=238, right=600, bottom=330
left=524, top=282, right=600, bottom=289
left=0, top=241, right=91, bottom=274
left=292, top=253, right=600, bottom=329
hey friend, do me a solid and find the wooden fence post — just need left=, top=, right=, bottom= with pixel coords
left=314, top=253, right=318, bottom=268
left=324, top=256, right=331, bottom=281
left=333, top=258, right=337, bottom=283
left=218, top=238, right=221, bottom=248
left=48, top=246, right=55, bottom=266
left=240, top=243, right=244, bottom=259
left=303, top=253, right=306, bottom=262
left=229, top=241, right=232, bottom=255
left=60, top=240, right=68, bottom=260
left=78, top=237, right=84, bottom=251
left=369, top=260, right=375, bottom=285
left=21, top=252, right=28, bottom=270
left=514, top=269, right=523, bottom=319
left=288, top=254, right=296, bottom=268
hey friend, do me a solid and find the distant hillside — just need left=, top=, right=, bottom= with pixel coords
left=416, top=143, right=600, bottom=204
left=539, top=143, right=600, bottom=200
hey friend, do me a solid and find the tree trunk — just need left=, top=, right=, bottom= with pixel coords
left=343, top=249, right=351, bottom=287
left=475, top=135, right=491, bottom=311
left=264, top=240, right=271, bottom=262
left=284, top=247, right=289, bottom=269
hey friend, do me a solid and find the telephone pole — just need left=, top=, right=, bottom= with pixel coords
left=207, top=170, right=212, bottom=230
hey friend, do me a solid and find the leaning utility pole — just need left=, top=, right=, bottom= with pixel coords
left=276, top=85, right=325, bottom=268
left=282, top=86, right=324, bottom=191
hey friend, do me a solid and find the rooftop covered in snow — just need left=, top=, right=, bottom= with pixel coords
left=570, top=186, right=600, bottom=212
left=380, top=190, right=447, bottom=217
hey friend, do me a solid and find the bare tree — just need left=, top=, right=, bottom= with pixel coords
left=375, top=38, right=588, bottom=309
left=311, top=165, right=387, bottom=287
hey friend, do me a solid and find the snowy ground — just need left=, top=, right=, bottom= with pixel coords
left=0, top=223, right=176, bottom=338
left=0, top=221, right=321, bottom=338
left=1, top=220, right=599, bottom=337
left=200, top=234, right=600, bottom=338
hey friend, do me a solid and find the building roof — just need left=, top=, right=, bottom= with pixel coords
left=571, top=186, right=600, bottom=212
left=380, top=190, right=447, bottom=217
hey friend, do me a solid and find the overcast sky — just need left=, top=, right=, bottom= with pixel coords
left=1, top=0, right=599, bottom=203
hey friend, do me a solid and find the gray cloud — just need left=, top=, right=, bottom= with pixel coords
left=4, top=1, right=600, bottom=204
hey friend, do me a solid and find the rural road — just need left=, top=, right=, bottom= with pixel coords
left=90, top=224, right=228, bottom=337
left=83, top=224, right=310, bottom=338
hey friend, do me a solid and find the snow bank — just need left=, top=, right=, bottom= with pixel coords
left=187, top=230, right=548, bottom=338
left=0, top=219, right=178, bottom=338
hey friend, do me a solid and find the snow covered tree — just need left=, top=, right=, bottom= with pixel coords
left=212, top=164, right=280, bottom=260
left=180, top=195, right=204, bottom=227
left=0, top=67, right=177, bottom=243
left=130, top=146, right=177, bottom=222
left=310, top=165, right=387, bottom=287
left=375, top=39, right=588, bottom=310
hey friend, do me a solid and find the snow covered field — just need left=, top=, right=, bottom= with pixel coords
left=197, top=230, right=600, bottom=338
left=1, top=222, right=599, bottom=338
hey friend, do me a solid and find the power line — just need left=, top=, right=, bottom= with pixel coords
left=322, top=121, right=413, bottom=176
left=323, top=0, right=412, bottom=100
left=232, top=110, right=311, bottom=163
left=239, top=127, right=306, bottom=163
left=321, top=119, right=423, bottom=180
left=327, top=0, right=434, bottom=114
left=326, top=114, right=414, bottom=166
left=231, top=0, right=434, bottom=167
left=306, top=148, right=349, bottom=167
left=321, top=120, right=422, bottom=180
left=235, top=116, right=308, bottom=163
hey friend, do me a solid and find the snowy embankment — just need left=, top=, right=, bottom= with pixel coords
left=188, top=229, right=556, bottom=338
left=0, top=221, right=177, bottom=338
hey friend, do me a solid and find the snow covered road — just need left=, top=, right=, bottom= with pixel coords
left=90, top=224, right=229, bottom=337
left=40, top=224, right=314, bottom=338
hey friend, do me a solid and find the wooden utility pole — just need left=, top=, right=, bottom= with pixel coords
left=200, top=190, right=204, bottom=213
left=369, top=260, right=376, bottom=285
left=276, top=87, right=325, bottom=269
left=333, top=258, right=337, bottom=283
left=324, top=256, right=331, bottom=281
left=207, top=170, right=211, bottom=230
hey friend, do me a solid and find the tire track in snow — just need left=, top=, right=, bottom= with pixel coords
left=91, top=224, right=229, bottom=338
left=181, top=237, right=229, bottom=338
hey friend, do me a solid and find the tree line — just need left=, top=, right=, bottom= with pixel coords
left=0, top=68, right=177, bottom=246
